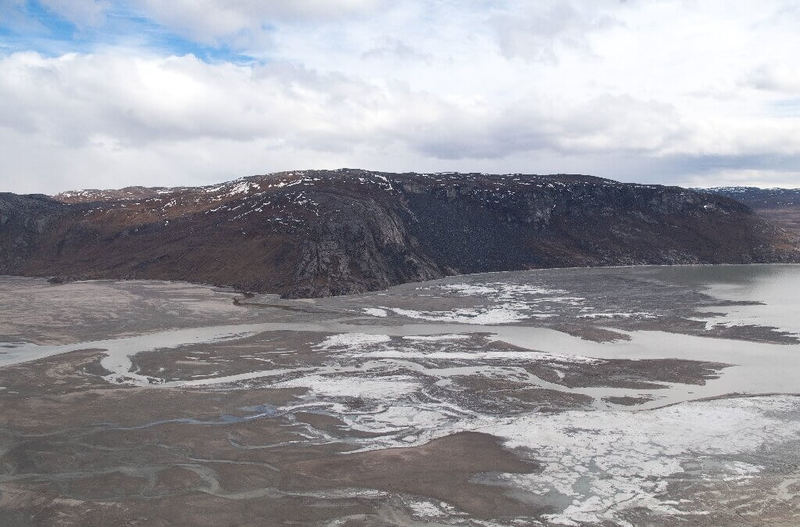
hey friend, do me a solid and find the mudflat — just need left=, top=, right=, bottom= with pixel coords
left=1, top=265, right=800, bottom=525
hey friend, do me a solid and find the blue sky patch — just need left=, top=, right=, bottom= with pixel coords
left=0, top=0, right=255, bottom=63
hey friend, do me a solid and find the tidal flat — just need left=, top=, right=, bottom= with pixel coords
left=1, top=265, right=799, bottom=526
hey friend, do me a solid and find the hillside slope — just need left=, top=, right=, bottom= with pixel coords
left=2, top=170, right=798, bottom=297
left=704, top=187, right=800, bottom=238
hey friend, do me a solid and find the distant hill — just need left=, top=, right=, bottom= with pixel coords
left=703, top=187, right=800, bottom=238
left=2, top=170, right=798, bottom=297
left=702, top=187, right=800, bottom=209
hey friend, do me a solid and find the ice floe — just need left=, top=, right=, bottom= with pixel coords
left=437, top=282, right=568, bottom=300
left=362, top=308, right=388, bottom=317
left=388, top=306, right=531, bottom=324
left=402, top=334, right=472, bottom=342
left=274, top=374, right=420, bottom=399
left=578, top=311, right=656, bottom=319
left=316, top=333, right=391, bottom=349
left=490, top=396, right=800, bottom=526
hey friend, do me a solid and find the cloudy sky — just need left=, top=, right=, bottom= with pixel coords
left=1, top=0, right=800, bottom=193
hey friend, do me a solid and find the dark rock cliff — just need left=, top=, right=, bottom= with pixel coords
left=1, top=170, right=798, bottom=297
left=0, top=193, right=69, bottom=272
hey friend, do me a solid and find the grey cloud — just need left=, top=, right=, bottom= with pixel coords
left=490, top=1, right=623, bottom=63
left=361, top=39, right=432, bottom=63
left=401, top=107, right=553, bottom=160
left=583, top=152, right=800, bottom=187
left=0, top=50, right=792, bottom=188
left=746, top=65, right=800, bottom=93
left=398, top=94, right=685, bottom=161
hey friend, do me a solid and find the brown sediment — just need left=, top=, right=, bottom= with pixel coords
left=603, top=395, right=655, bottom=406
left=550, top=323, right=631, bottom=342
left=513, top=388, right=594, bottom=408
left=449, top=375, right=593, bottom=412
left=621, top=315, right=800, bottom=344
left=282, top=431, right=545, bottom=519
left=526, top=358, right=729, bottom=390
left=0, top=349, right=112, bottom=397
left=152, top=466, right=209, bottom=494
left=0, top=350, right=545, bottom=525
left=0, top=483, right=378, bottom=527
left=3, top=268, right=800, bottom=526
left=293, top=411, right=347, bottom=432
left=130, top=330, right=326, bottom=383
left=0, top=391, right=544, bottom=525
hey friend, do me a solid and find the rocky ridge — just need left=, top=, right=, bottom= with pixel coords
left=1, top=169, right=798, bottom=297
left=704, top=186, right=800, bottom=238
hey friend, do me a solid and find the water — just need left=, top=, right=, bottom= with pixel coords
left=3, top=265, right=800, bottom=526
left=2, top=265, right=800, bottom=407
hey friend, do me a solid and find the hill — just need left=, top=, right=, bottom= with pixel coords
left=703, top=187, right=800, bottom=237
left=2, top=170, right=798, bottom=297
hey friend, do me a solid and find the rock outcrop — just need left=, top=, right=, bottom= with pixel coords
left=2, top=169, right=798, bottom=297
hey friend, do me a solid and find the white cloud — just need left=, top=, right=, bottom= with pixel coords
left=0, top=50, right=697, bottom=165
left=684, top=168, right=800, bottom=189
left=39, top=0, right=110, bottom=28
left=2, top=0, right=800, bottom=192
left=490, top=0, right=623, bottom=63
left=130, top=0, right=387, bottom=45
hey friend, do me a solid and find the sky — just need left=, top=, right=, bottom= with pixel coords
left=1, top=0, right=800, bottom=194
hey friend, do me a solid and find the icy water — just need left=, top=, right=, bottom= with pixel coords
left=4, top=265, right=800, bottom=407
left=2, top=265, right=800, bottom=526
